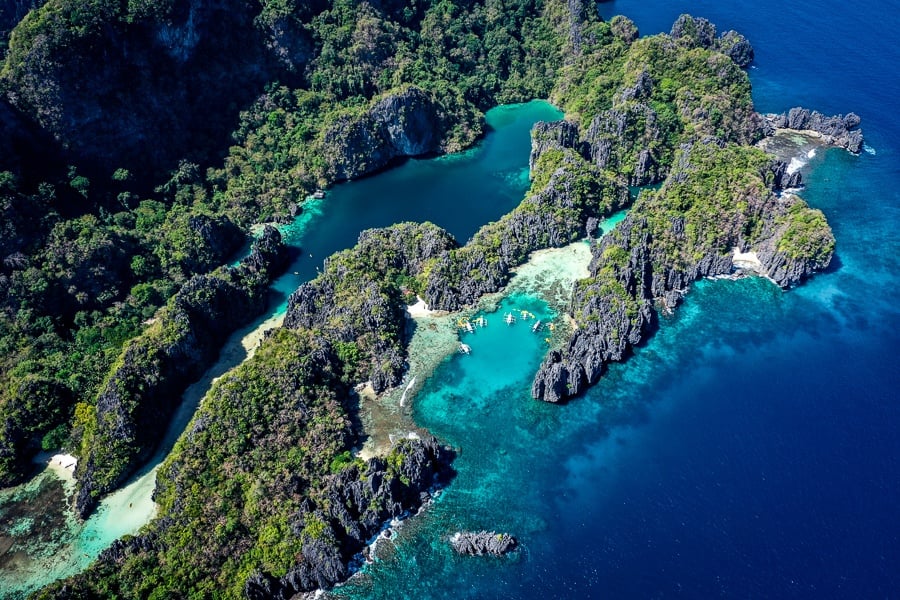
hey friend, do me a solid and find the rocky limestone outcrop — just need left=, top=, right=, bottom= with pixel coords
left=766, top=159, right=803, bottom=190
left=716, top=30, right=755, bottom=68
left=244, top=437, right=455, bottom=599
left=762, top=107, right=864, bottom=153
left=532, top=140, right=835, bottom=403
left=608, top=15, right=639, bottom=45
left=74, top=227, right=287, bottom=518
left=450, top=531, right=519, bottom=556
left=529, top=120, right=583, bottom=173
left=321, top=87, right=445, bottom=182
left=671, top=14, right=755, bottom=67
left=284, top=222, right=458, bottom=392
left=423, top=150, right=629, bottom=312
left=529, top=107, right=666, bottom=187
left=585, top=104, right=664, bottom=186
left=1, top=0, right=302, bottom=182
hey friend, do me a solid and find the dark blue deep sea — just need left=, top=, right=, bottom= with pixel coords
left=333, top=1, right=900, bottom=598
left=5, top=1, right=898, bottom=597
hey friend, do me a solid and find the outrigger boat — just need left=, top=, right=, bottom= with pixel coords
left=532, top=320, right=542, bottom=333
left=504, top=312, right=516, bottom=325
left=457, top=318, right=475, bottom=333
left=459, top=343, right=472, bottom=354
left=474, top=315, right=487, bottom=328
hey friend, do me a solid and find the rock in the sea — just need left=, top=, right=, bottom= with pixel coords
left=716, top=30, right=755, bottom=68
left=450, top=531, right=519, bottom=556
left=763, top=107, right=864, bottom=153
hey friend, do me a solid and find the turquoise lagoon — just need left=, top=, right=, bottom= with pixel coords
left=337, top=2, right=900, bottom=598
left=0, top=101, right=565, bottom=596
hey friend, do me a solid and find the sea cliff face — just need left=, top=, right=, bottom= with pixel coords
left=321, top=87, right=447, bottom=182
left=761, top=107, right=864, bottom=153
left=0, top=0, right=299, bottom=180
left=73, top=226, right=287, bottom=518
left=531, top=141, right=835, bottom=403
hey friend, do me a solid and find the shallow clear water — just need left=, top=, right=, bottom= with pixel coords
left=334, top=2, right=900, bottom=597
left=0, top=101, right=563, bottom=596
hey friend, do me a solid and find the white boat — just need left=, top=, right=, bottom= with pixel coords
left=459, top=343, right=471, bottom=354
left=532, top=320, right=542, bottom=333
left=505, top=312, right=516, bottom=325
left=474, top=315, right=487, bottom=328
left=465, top=321, right=474, bottom=333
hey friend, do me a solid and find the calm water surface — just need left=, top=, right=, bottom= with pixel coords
left=335, top=1, right=900, bottom=597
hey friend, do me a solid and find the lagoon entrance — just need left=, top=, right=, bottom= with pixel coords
left=0, top=101, right=564, bottom=597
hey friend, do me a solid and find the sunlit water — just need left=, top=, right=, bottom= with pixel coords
left=0, top=101, right=564, bottom=596
left=334, top=1, right=900, bottom=597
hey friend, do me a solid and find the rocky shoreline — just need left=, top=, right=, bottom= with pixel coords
left=531, top=139, right=837, bottom=403
left=73, top=227, right=289, bottom=518
left=449, top=531, right=519, bottom=557
left=760, top=107, right=864, bottom=154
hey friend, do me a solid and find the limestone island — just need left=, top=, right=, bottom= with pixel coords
left=0, top=2, right=859, bottom=598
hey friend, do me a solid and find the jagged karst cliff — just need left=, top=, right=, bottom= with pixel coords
left=73, top=226, right=287, bottom=517
left=320, top=87, right=447, bottom=182
left=761, top=107, right=864, bottom=153
left=5, top=6, right=857, bottom=599
left=532, top=141, right=836, bottom=403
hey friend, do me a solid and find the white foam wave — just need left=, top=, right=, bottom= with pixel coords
left=864, top=144, right=877, bottom=155
left=807, top=148, right=817, bottom=159
left=786, top=157, right=806, bottom=175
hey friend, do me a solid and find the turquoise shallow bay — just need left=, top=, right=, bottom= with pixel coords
left=4, top=1, right=900, bottom=594
left=337, top=1, right=900, bottom=597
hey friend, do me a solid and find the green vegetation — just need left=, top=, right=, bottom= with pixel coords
left=0, top=1, right=839, bottom=596
left=548, top=15, right=759, bottom=182
left=0, top=0, right=578, bottom=485
left=777, top=201, right=835, bottom=264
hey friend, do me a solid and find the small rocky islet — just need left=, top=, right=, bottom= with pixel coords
left=0, top=2, right=862, bottom=598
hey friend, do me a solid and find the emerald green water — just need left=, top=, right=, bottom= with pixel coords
left=269, top=101, right=564, bottom=313
left=0, top=100, right=563, bottom=597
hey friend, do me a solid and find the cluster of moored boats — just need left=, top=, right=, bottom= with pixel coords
left=457, top=309, right=555, bottom=354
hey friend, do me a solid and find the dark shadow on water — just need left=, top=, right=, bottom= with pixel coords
left=345, top=389, right=369, bottom=454
left=823, top=251, right=844, bottom=275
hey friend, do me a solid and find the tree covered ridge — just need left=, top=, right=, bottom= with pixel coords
left=0, top=3, right=841, bottom=598
left=0, top=0, right=580, bottom=487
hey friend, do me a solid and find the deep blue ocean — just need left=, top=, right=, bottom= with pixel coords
left=332, top=1, right=900, bottom=598
left=4, top=1, right=897, bottom=597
